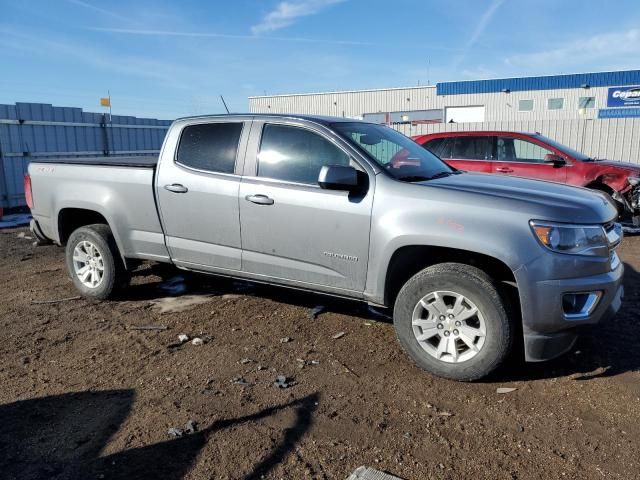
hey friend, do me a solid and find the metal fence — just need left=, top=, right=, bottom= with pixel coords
left=393, top=117, right=640, bottom=164
left=0, top=102, right=171, bottom=209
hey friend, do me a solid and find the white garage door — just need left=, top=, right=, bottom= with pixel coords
left=445, top=106, right=485, bottom=123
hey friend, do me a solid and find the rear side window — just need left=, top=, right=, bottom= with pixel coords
left=176, top=122, right=243, bottom=174
left=257, top=124, right=350, bottom=185
left=446, top=136, right=494, bottom=160
left=423, top=137, right=445, bottom=156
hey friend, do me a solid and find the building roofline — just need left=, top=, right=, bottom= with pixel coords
left=436, top=68, right=640, bottom=85
left=248, top=84, right=436, bottom=99
left=249, top=69, right=640, bottom=100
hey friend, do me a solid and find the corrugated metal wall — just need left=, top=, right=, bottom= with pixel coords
left=437, top=69, right=640, bottom=95
left=0, top=102, right=171, bottom=208
left=249, top=85, right=611, bottom=121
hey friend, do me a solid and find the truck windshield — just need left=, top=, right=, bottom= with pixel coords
left=332, top=122, right=454, bottom=181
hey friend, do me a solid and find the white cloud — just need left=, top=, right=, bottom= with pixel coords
left=453, top=0, right=505, bottom=68
left=89, top=26, right=371, bottom=45
left=65, top=0, right=131, bottom=23
left=505, top=28, right=640, bottom=71
left=251, top=0, right=345, bottom=35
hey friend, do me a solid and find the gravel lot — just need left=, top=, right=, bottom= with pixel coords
left=1, top=226, right=639, bottom=480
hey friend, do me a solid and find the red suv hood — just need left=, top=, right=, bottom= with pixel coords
left=588, top=159, right=640, bottom=175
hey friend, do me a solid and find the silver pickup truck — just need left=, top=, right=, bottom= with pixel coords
left=27, top=114, right=624, bottom=380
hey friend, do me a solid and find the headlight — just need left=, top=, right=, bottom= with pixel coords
left=530, top=221, right=608, bottom=256
left=628, top=176, right=640, bottom=186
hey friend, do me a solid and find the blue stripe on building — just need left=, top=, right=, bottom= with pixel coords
left=437, top=70, right=640, bottom=96
left=598, top=107, right=640, bottom=119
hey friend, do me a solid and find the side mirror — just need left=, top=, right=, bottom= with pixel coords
left=544, top=153, right=566, bottom=166
left=318, top=165, right=360, bottom=191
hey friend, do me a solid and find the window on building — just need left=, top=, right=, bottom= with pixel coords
left=578, top=97, right=596, bottom=109
left=518, top=99, right=534, bottom=112
left=176, top=122, right=243, bottom=174
left=548, top=98, right=564, bottom=110
left=497, top=137, right=554, bottom=163
left=257, top=124, right=350, bottom=185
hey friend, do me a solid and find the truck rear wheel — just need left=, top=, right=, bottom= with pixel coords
left=65, top=224, right=128, bottom=300
left=393, top=263, right=513, bottom=381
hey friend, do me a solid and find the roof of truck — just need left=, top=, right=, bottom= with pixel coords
left=175, top=113, right=366, bottom=124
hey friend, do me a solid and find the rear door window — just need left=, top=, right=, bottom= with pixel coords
left=450, top=136, right=494, bottom=160
left=176, top=122, right=243, bottom=174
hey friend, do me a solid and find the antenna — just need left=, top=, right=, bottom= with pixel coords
left=220, top=95, right=230, bottom=114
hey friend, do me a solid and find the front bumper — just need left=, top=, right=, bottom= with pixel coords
left=516, top=256, right=624, bottom=362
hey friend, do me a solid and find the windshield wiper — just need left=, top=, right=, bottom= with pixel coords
left=397, top=175, right=432, bottom=182
left=429, top=171, right=454, bottom=179
left=397, top=171, right=453, bottom=182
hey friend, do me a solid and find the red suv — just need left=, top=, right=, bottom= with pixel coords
left=413, top=131, right=640, bottom=225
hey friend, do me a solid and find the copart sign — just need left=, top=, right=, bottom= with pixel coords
left=607, top=86, right=640, bottom=107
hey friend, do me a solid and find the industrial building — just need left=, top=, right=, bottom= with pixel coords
left=249, top=69, right=640, bottom=164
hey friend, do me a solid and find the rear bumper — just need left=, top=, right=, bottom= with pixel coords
left=517, top=260, right=624, bottom=362
left=30, top=219, right=53, bottom=245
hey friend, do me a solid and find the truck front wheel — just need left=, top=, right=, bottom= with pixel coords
left=65, top=224, right=128, bottom=300
left=393, top=263, right=514, bottom=381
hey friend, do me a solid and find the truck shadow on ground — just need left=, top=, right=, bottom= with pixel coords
left=0, top=389, right=319, bottom=480
left=122, top=262, right=388, bottom=322
left=123, top=262, right=640, bottom=383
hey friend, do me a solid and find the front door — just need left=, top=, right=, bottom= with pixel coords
left=239, top=122, right=373, bottom=294
left=156, top=120, right=248, bottom=271
left=492, top=136, right=567, bottom=183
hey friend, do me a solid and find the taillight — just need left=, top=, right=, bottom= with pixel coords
left=24, top=174, right=33, bottom=209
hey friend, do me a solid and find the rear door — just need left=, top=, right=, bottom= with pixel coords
left=156, top=120, right=249, bottom=271
left=492, top=136, right=567, bottom=183
left=436, top=136, right=494, bottom=173
left=238, top=120, right=373, bottom=294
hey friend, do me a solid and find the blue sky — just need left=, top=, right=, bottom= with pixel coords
left=1, top=0, right=639, bottom=119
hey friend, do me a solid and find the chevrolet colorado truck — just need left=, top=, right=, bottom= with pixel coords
left=414, top=131, right=640, bottom=229
left=26, top=114, right=624, bottom=381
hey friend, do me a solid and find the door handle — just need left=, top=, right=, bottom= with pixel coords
left=164, top=183, right=189, bottom=193
left=245, top=194, right=274, bottom=205
left=496, top=167, right=514, bottom=173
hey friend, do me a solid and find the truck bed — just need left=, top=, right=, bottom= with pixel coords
left=28, top=159, right=170, bottom=263
left=32, top=155, right=158, bottom=168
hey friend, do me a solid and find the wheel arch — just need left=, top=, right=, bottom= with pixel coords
left=57, top=207, right=128, bottom=268
left=383, top=245, right=519, bottom=314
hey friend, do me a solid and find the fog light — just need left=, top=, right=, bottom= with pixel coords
left=563, top=292, right=601, bottom=320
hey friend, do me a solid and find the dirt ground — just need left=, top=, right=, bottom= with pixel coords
left=0, top=227, right=639, bottom=480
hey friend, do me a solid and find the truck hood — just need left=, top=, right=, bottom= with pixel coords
left=422, top=172, right=618, bottom=224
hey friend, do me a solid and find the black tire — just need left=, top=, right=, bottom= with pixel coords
left=65, top=224, right=128, bottom=300
left=393, top=263, right=514, bottom=381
